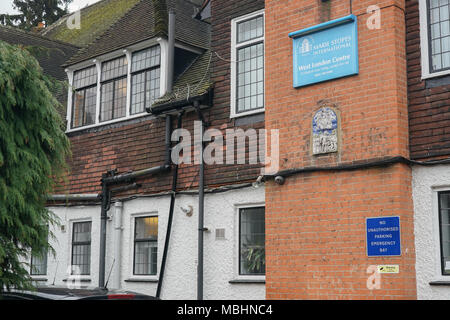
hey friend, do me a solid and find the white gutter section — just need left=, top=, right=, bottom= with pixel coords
left=48, top=194, right=99, bottom=201
left=112, top=201, right=123, bottom=289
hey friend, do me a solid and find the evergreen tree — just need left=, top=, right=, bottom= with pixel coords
left=0, top=40, right=70, bottom=292
left=0, top=0, right=73, bottom=31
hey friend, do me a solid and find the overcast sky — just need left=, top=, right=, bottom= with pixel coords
left=0, top=0, right=102, bottom=15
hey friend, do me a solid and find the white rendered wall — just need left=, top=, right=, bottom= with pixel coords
left=42, top=185, right=265, bottom=300
left=412, top=165, right=450, bottom=299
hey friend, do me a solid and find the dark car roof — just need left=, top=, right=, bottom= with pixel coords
left=2, top=287, right=158, bottom=300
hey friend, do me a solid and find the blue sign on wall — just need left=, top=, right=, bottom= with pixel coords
left=289, top=15, right=359, bottom=88
left=366, top=217, right=401, bottom=257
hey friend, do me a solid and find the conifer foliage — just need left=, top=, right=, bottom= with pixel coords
left=0, top=40, right=70, bottom=291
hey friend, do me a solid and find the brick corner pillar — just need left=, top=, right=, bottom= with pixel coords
left=264, top=0, right=417, bottom=300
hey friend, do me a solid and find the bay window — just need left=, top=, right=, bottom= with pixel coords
left=68, top=44, right=163, bottom=131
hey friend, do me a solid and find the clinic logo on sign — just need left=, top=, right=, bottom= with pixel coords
left=300, top=38, right=313, bottom=55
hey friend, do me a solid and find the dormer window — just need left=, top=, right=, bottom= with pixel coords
left=71, top=66, right=98, bottom=128
left=100, top=56, right=128, bottom=122
left=67, top=42, right=167, bottom=132
left=131, top=46, right=161, bottom=115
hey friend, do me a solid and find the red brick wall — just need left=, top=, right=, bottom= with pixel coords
left=406, top=0, right=450, bottom=160
left=265, top=0, right=416, bottom=299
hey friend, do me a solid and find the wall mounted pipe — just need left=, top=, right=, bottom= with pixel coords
left=156, top=113, right=181, bottom=299
left=195, top=103, right=205, bottom=301
left=112, top=201, right=123, bottom=290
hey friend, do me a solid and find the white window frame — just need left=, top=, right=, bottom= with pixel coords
left=233, top=202, right=266, bottom=282
left=432, top=186, right=450, bottom=281
left=66, top=39, right=168, bottom=133
left=230, top=10, right=265, bottom=119
left=419, top=0, right=450, bottom=79
left=127, top=212, right=159, bottom=281
left=68, top=218, right=93, bottom=279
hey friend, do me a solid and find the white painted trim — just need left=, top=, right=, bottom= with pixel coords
left=419, top=0, right=450, bottom=79
left=158, top=38, right=169, bottom=99
left=431, top=186, right=450, bottom=281
left=95, top=61, right=102, bottom=125
left=66, top=112, right=154, bottom=133
left=127, top=212, right=159, bottom=282
left=65, top=69, right=74, bottom=127
left=230, top=10, right=265, bottom=119
left=125, top=50, right=132, bottom=118
left=233, top=202, right=266, bottom=282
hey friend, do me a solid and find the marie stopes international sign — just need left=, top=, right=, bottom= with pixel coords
left=289, top=15, right=359, bottom=88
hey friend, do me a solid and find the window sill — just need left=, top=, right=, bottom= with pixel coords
left=230, top=109, right=265, bottom=119
left=229, top=278, right=265, bottom=284
left=30, top=277, right=48, bottom=282
left=422, top=69, right=450, bottom=80
left=124, top=278, right=159, bottom=283
left=66, top=112, right=155, bottom=135
left=62, top=278, right=92, bottom=283
left=429, top=281, right=450, bottom=286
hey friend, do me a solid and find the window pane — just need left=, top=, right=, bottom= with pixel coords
left=31, top=250, right=47, bottom=276
left=100, top=82, right=114, bottom=122
left=131, top=73, right=146, bottom=115
left=131, top=46, right=161, bottom=73
left=73, top=66, right=97, bottom=89
left=114, top=78, right=127, bottom=119
left=236, top=42, right=264, bottom=113
left=72, top=90, right=85, bottom=128
left=237, top=15, right=264, bottom=43
left=240, top=207, right=265, bottom=275
left=135, top=217, right=158, bottom=240
left=84, top=86, right=97, bottom=126
left=131, top=68, right=160, bottom=115
left=102, top=56, right=128, bottom=82
left=134, top=242, right=157, bottom=275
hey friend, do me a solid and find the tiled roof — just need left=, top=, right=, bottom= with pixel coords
left=0, top=25, right=79, bottom=118
left=64, top=0, right=210, bottom=67
left=151, top=50, right=212, bottom=111
left=41, top=0, right=141, bottom=48
left=0, top=25, right=78, bottom=81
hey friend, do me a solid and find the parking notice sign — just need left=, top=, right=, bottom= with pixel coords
left=366, top=216, right=401, bottom=257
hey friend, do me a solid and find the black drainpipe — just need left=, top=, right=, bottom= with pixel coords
left=156, top=112, right=183, bottom=298
left=195, top=102, right=206, bottom=300
left=99, top=170, right=113, bottom=289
